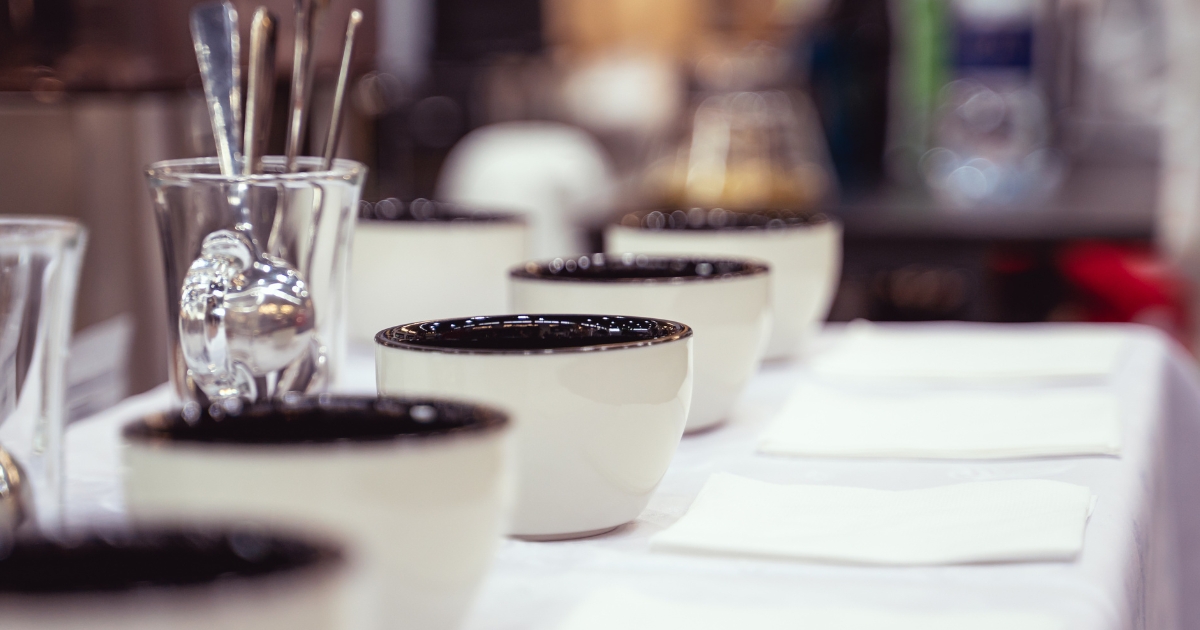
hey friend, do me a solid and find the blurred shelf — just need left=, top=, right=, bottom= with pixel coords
left=832, top=163, right=1158, bottom=242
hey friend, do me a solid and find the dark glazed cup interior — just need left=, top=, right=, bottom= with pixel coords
left=617, top=208, right=827, bottom=231
left=377, top=314, right=692, bottom=355
left=123, top=395, right=507, bottom=445
left=510, top=253, right=768, bottom=283
left=359, top=198, right=521, bottom=224
left=0, top=529, right=339, bottom=594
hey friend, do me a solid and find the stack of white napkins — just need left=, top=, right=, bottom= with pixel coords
left=558, top=589, right=1064, bottom=630
left=650, top=474, right=1093, bottom=565
left=758, top=384, right=1121, bottom=459
left=812, top=325, right=1128, bottom=384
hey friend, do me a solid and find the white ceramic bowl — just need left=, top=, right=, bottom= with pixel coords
left=123, top=396, right=512, bottom=630
left=606, top=209, right=841, bottom=359
left=509, top=255, right=770, bottom=432
left=348, top=199, right=528, bottom=343
left=375, top=314, right=693, bottom=540
left=0, top=528, right=346, bottom=630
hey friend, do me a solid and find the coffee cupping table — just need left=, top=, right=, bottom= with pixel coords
left=65, top=323, right=1200, bottom=630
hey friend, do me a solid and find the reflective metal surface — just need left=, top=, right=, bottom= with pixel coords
left=322, top=10, right=364, bottom=170
left=149, top=157, right=364, bottom=407
left=243, top=8, right=278, bottom=177
left=189, top=2, right=243, bottom=177
left=182, top=7, right=324, bottom=405
left=179, top=230, right=315, bottom=403
left=285, top=0, right=330, bottom=172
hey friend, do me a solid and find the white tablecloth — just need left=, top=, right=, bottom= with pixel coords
left=64, top=324, right=1200, bottom=630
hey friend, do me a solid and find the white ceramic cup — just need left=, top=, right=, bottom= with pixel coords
left=375, top=314, right=693, bottom=540
left=123, top=396, right=512, bottom=630
left=509, top=254, right=770, bottom=433
left=348, top=199, right=528, bottom=344
left=0, top=528, right=346, bottom=630
left=606, top=209, right=841, bottom=360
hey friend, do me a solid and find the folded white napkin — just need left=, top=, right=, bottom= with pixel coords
left=811, top=325, right=1128, bottom=383
left=651, top=474, right=1093, bottom=565
left=558, top=588, right=1065, bottom=630
left=758, top=384, right=1121, bottom=459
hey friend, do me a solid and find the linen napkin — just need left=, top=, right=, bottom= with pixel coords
left=558, top=588, right=1065, bottom=630
left=811, top=325, right=1128, bottom=383
left=758, top=384, right=1121, bottom=459
left=650, top=474, right=1092, bottom=565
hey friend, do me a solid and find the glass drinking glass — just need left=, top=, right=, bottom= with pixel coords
left=147, top=157, right=365, bottom=407
left=642, top=89, right=835, bottom=211
left=0, top=217, right=86, bottom=530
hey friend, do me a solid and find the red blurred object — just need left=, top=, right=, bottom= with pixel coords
left=1058, top=241, right=1190, bottom=347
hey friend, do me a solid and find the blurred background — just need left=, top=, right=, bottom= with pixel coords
left=0, top=0, right=1193, bottom=409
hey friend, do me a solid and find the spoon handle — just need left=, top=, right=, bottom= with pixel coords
left=189, top=1, right=242, bottom=177
left=244, top=8, right=278, bottom=177
left=322, top=10, right=363, bottom=170
left=285, top=0, right=322, bottom=172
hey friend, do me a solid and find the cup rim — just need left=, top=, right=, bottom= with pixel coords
left=0, top=527, right=343, bottom=597
left=376, top=314, right=693, bottom=355
left=359, top=198, right=525, bottom=225
left=509, top=253, right=769, bottom=284
left=145, top=156, right=365, bottom=184
left=0, top=216, right=85, bottom=240
left=122, top=395, right=508, bottom=447
left=615, top=208, right=831, bottom=232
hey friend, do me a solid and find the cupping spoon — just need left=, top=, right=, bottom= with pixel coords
left=190, top=1, right=242, bottom=176
left=284, top=0, right=330, bottom=172
left=244, top=7, right=278, bottom=176
left=181, top=2, right=316, bottom=405
left=322, top=9, right=362, bottom=169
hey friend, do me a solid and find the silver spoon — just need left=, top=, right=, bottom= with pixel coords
left=284, top=0, right=329, bottom=172
left=226, top=3, right=314, bottom=379
left=181, top=2, right=315, bottom=405
left=190, top=1, right=242, bottom=177
left=244, top=7, right=278, bottom=176
left=322, top=9, right=362, bottom=170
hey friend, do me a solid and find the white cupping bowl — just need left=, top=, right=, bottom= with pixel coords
left=123, top=396, right=512, bottom=630
left=606, top=209, right=841, bottom=359
left=375, top=314, right=693, bottom=540
left=509, top=255, right=771, bottom=432
left=0, top=528, right=346, bottom=630
left=349, top=199, right=528, bottom=343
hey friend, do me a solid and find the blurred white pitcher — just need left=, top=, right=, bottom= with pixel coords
left=438, top=121, right=614, bottom=258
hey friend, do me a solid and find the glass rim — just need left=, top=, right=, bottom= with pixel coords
left=146, top=156, right=366, bottom=184
left=0, top=215, right=85, bottom=239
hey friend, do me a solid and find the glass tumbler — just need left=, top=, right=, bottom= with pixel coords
left=0, top=217, right=86, bottom=529
left=642, top=89, right=835, bottom=211
left=147, top=157, right=365, bottom=407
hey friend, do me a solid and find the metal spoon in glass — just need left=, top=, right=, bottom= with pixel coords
left=181, top=2, right=315, bottom=405
left=322, top=10, right=363, bottom=169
